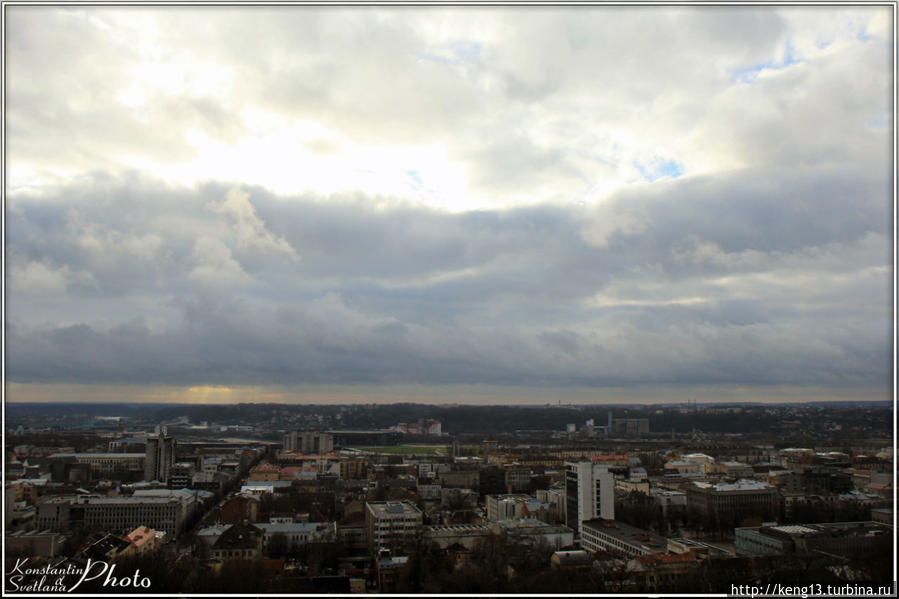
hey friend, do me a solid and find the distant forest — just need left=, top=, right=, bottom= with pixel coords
left=5, top=401, right=892, bottom=439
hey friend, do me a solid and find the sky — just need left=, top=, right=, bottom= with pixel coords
left=4, top=5, right=894, bottom=405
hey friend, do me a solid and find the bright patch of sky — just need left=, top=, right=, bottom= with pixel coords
left=634, top=159, right=684, bottom=183
left=730, top=40, right=802, bottom=83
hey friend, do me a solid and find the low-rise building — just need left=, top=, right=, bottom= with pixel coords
left=249, top=463, right=280, bottom=481
left=686, top=479, right=779, bottom=526
left=486, top=494, right=548, bottom=522
left=256, top=521, right=336, bottom=551
left=337, top=524, right=367, bottom=553
left=625, top=552, right=699, bottom=591
left=5, top=529, right=67, bottom=558
left=504, top=467, right=531, bottom=493
left=439, top=470, right=480, bottom=489
left=48, top=453, right=145, bottom=479
left=124, top=525, right=165, bottom=555
left=209, top=521, right=264, bottom=561
left=652, top=490, right=686, bottom=517
left=580, top=519, right=668, bottom=557
left=735, top=521, right=892, bottom=558
left=423, top=524, right=490, bottom=550
left=440, top=487, right=478, bottom=509
left=490, top=518, right=574, bottom=549
left=36, top=494, right=189, bottom=537
left=718, top=461, right=754, bottom=478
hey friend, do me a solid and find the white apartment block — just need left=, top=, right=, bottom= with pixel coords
left=565, top=461, right=615, bottom=535
left=365, top=501, right=423, bottom=552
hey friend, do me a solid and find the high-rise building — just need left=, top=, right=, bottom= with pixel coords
left=283, top=431, right=334, bottom=454
left=365, top=501, right=423, bottom=553
left=144, top=426, right=176, bottom=483
left=565, top=461, right=614, bottom=535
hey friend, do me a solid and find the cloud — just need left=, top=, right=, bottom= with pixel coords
left=6, top=6, right=890, bottom=209
left=207, top=188, right=300, bottom=261
left=4, top=6, right=891, bottom=400
left=8, top=260, right=94, bottom=296
left=188, top=236, right=252, bottom=287
left=4, top=166, right=890, bottom=392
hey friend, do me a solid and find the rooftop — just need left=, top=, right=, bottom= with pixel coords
left=256, top=522, right=330, bottom=534
left=48, top=453, right=145, bottom=459
left=582, top=518, right=668, bottom=552
left=366, top=501, right=422, bottom=516
left=692, top=479, right=773, bottom=492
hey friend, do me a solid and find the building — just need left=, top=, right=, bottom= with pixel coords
left=734, top=526, right=793, bottom=556
left=735, top=521, right=892, bottom=558
left=423, top=524, right=490, bottom=550
left=256, top=521, right=336, bottom=551
left=611, top=418, right=650, bottom=435
left=870, top=508, right=893, bottom=525
left=504, top=467, right=531, bottom=493
left=681, top=453, right=716, bottom=474
left=82, top=534, right=133, bottom=561
left=686, top=479, right=779, bottom=526
left=36, top=494, right=189, bottom=537
left=440, top=487, right=478, bottom=509
left=167, top=462, right=195, bottom=489
left=625, top=552, right=700, bottom=591
left=48, top=453, right=145, bottom=479
left=801, top=468, right=853, bottom=494
left=5, top=530, right=67, bottom=558
left=248, top=463, right=280, bottom=481
left=565, top=461, right=614, bottom=535
left=439, top=470, right=480, bottom=489
left=210, top=521, right=264, bottom=561
left=652, top=490, right=687, bottom=517
left=490, top=518, right=574, bottom=549
left=124, top=525, right=165, bottom=555
left=486, top=494, right=549, bottom=522
left=132, top=488, right=199, bottom=528
left=393, top=419, right=442, bottom=435
left=580, top=519, right=668, bottom=557
left=328, top=429, right=402, bottom=448
left=365, top=501, right=423, bottom=553
left=535, top=487, right=566, bottom=523
left=221, top=494, right=260, bottom=524
left=416, top=483, right=441, bottom=501
left=340, top=459, right=368, bottom=480
left=337, top=524, right=367, bottom=553
left=718, top=461, right=754, bottom=478
left=283, top=431, right=334, bottom=454
left=144, top=426, right=176, bottom=483
left=376, top=549, right=409, bottom=593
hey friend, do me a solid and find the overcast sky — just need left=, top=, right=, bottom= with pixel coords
left=5, top=5, right=893, bottom=405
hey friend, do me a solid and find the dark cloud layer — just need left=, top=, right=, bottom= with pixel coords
left=6, top=165, right=890, bottom=392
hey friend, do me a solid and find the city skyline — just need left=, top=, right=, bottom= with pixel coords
left=5, top=5, right=894, bottom=405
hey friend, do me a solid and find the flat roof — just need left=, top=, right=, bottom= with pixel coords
left=49, top=453, right=145, bottom=458
left=582, top=518, right=668, bottom=550
left=256, top=522, right=328, bottom=534
left=425, top=524, right=489, bottom=532
left=366, top=501, right=422, bottom=515
left=692, top=479, right=772, bottom=492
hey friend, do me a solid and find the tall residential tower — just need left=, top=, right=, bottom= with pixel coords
left=144, top=425, right=176, bottom=482
left=565, top=461, right=614, bottom=535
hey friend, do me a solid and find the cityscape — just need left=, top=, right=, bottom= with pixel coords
left=4, top=3, right=895, bottom=597
left=3, top=401, right=894, bottom=594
